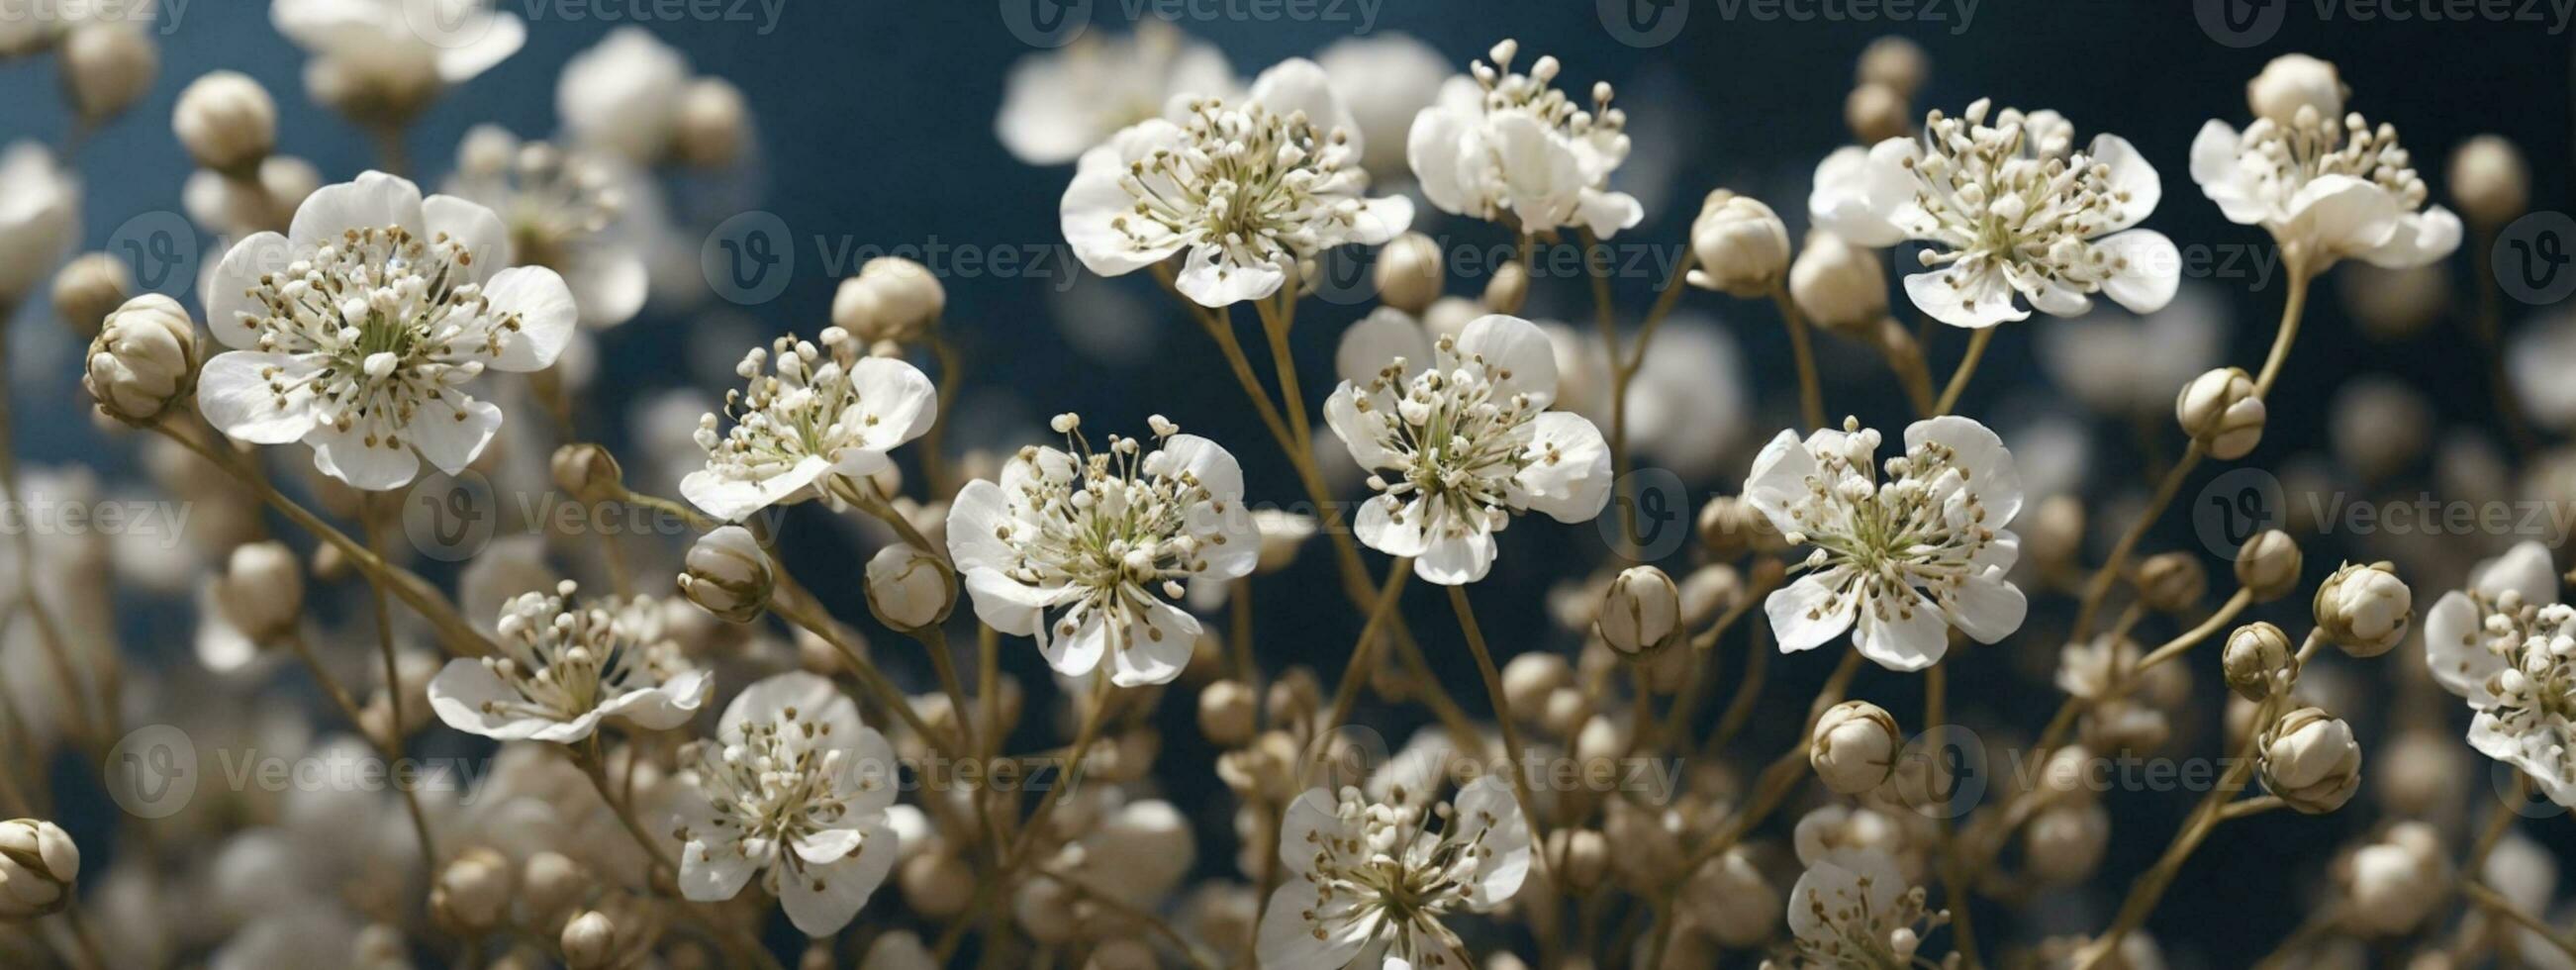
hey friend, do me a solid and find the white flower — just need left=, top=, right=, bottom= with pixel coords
left=997, top=20, right=1237, bottom=166
left=443, top=126, right=652, bottom=329
left=2510, top=310, right=2576, bottom=433
left=679, top=330, right=938, bottom=522
left=671, top=671, right=901, bottom=937
left=195, top=171, right=577, bottom=490
left=1314, top=32, right=1453, bottom=184
left=1747, top=416, right=2028, bottom=671
left=1255, top=778, right=1530, bottom=970
left=555, top=27, right=692, bottom=164
left=1776, top=847, right=1947, bottom=970
left=271, top=0, right=524, bottom=114
left=1324, top=313, right=1612, bottom=585
left=2190, top=81, right=2460, bottom=272
left=2422, top=541, right=2576, bottom=806
left=427, top=581, right=711, bottom=743
left=1407, top=39, right=1641, bottom=239
left=0, top=142, right=79, bottom=305
left=1062, top=57, right=1412, bottom=308
left=946, top=419, right=1258, bottom=686
left=1810, top=99, right=2178, bottom=329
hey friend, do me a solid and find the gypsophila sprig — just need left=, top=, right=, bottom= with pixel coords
left=1812, top=99, right=2177, bottom=329
left=680, top=329, right=938, bottom=523
left=2192, top=56, right=2460, bottom=273
left=1324, top=313, right=1612, bottom=585
left=426, top=580, right=712, bottom=743
left=672, top=671, right=901, bottom=937
left=1408, top=39, right=1642, bottom=239
left=946, top=415, right=1258, bottom=686
left=195, top=171, right=576, bottom=490
left=1062, top=57, right=1412, bottom=308
left=1746, top=416, right=2028, bottom=671
left=1255, top=778, right=1530, bottom=970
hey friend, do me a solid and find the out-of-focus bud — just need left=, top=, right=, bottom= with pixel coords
left=2134, top=552, right=2207, bottom=613
left=1677, top=564, right=1742, bottom=629
left=832, top=257, right=946, bottom=345
left=2246, top=53, right=2345, bottom=125
left=1810, top=700, right=1900, bottom=795
left=1697, top=496, right=1783, bottom=560
left=2449, top=135, right=2529, bottom=230
left=561, top=910, right=617, bottom=970
left=521, top=851, right=586, bottom=919
left=2222, top=622, right=2295, bottom=703
left=1678, top=847, right=1778, bottom=948
left=1375, top=232, right=1445, bottom=316
left=1685, top=190, right=1790, bottom=297
left=2035, top=744, right=2095, bottom=804
left=2346, top=823, right=2449, bottom=935
left=60, top=24, right=154, bottom=122
left=51, top=252, right=130, bottom=339
left=2176, top=366, right=2264, bottom=460
left=1549, top=828, right=1609, bottom=891
left=431, top=847, right=514, bottom=932
left=863, top=543, right=954, bottom=630
left=899, top=852, right=974, bottom=918
left=2259, top=707, right=2361, bottom=814
left=1845, top=82, right=1911, bottom=146
left=1251, top=510, right=1316, bottom=574
left=2314, top=560, right=2410, bottom=658
left=550, top=443, right=625, bottom=504
left=2023, top=803, right=2110, bottom=886
left=2028, top=495, right=2084, bottom=574
left=678, top=526, right=774, bottom=624
left=674, top=77, right=750, bottom=169
left=174, top=70, right=278, bottom=175
left=1197, top=679, right=1256, bottom=747
left=1788, top=230, right=1888, bottom=336
left=1501, top=652, right=1572, bottom=716
left=214, top=540, right=304, bottom=642
left=1857, top=37, right=1929, bottom=97
left=0, top=820, right=79, bottom=920
left=1481, top=260, right=1528, bottom=314
left=1597, top=566, right=1680, bottom=657
left=2235, top=530, right=2303, bottom=602
left=85, top=294, right=200, bottom=426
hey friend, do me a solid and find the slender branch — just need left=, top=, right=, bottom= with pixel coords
left=1769, top=288, right=1827, bottom=430
left=1319, top=561, right=1413, bottom=734
left=1935, top=327, right=1995, bottom=416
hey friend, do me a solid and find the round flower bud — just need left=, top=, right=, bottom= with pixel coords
left=2028, top=495, right=2084, bottom=574
left=84, top=294, right=200, bottom=426
left=1374, top=232, right=1445, bottom=315
left=2246, top=53, right=2345, bottom=126
left=1552, top=828, right=1609, bottom=891
left=2449, top=135, right=2529, bottom=230
left=2221, top=622, right=2295, bottom=703
left=520, top=851, right=587, bottom=919
left=215, top=540, right=305, bottom=642
left=1696, top=495, right=1784, bottom=560
left=2259, top=707, right=2362, bottom=815
left=831, top=257, right=946, bottom=345
left=60, top=24, right=155, bottom=122
left=0, top=819, right=79, bottom=920
left=1844, top=82, right=1911, bottom=146
left=173, top=70, right=278, bottom=175
left=1482, top=260, right=1529, bottom=314
left=900, top=852, right=974, bottom=918
left=2023, top=803, right=2110, bottom=886
left=1788, top=230, right=1889, bottom=336
left=1685, top=190, right=1791, bottom=297
left=863, top=543, right=954, bottom=630
left=51, top=252, right=130, bottom=339
left=2235, top=530, right=2303, bottom=602
left=1597, top=566, right=1680, bottom=657
left=2035, top=744, right=2096, bottom=804
left=550, top=443, right=625, bottom=505
left=1857, top=36, right=1929, bottom=97
left=561, top=910, right=617, bottom=970
left=2314, top=560, right=2410, bottom=658
left=1677, top=847, right=1778, bottom=947
left=2346, top=823, right=2449, bottom=935
left=1677, top=564, right=1743, bottom=629
left=431, top=847, right=514, bottom=932
left=1810, top=700, right=1900, bottom=795
left=2133, top=552, right=2207, bottom=614
left=678, top=526, right=775, bottom=624
left=1197, top=679, right=1256, bottom=747
left=1502, top=652, right=1572, bottom=715
left=2175, top=366, right=2264, bottom=460
left=673, top=77, right=750, bottom=169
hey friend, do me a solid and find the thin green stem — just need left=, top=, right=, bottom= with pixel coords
left=1935, top=327, right=1995, bottom=416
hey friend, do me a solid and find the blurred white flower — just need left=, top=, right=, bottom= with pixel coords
left=996, top=20, right=1236, bottom=165
left=556, top=26, right=691, bottom=164
left=1408, top=40, right=1640, bottom=239
left=195, top=171, right=576, bottom=490
left=680, top=330, right=938, bottom=522
left=2191, top=59, right=2459, bottom=273
left=2510, top=309, right=2576, bottom=433
left=427, top=581, right=712, bottom=743
left=271, top=0, right=524, bottom=119
left=1777, top=847, right=1945, bottom=969
left=0, top=142, right=79, bottom=305
left=443, top=126, right=655, bottom=329
left=1255, top=778, right=1529, bottom=970
left=1314, top=32, right=1453, bottom=184
left=672, top=671, right=902, bottom=936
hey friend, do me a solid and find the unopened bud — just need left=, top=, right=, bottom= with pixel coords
left=214, top=540, right=304, bottom=642
left=60, top=24, right=154, bottom=122
left=1696, top=496, right=1784, bottom=559
left=2235, top=530, right=2303, bottom=602
left=2133, top=552, right=2207, bottom=614
left=1597, top=565, right=1679, bottom=656
left=1856, top=37, right=1929, bottom=97
left=1844, top=82, right=1911, bottom=146
left=85, top=294, right=199, bottom=426
left=1788, top=230, right=1888, bottom=336
left=864, top=543, right=954, bottom=630
left=2259, top=707, right=2361, bottom=814
left=1197, top=679, right=1256, bottom=747
left=2222, top=622, right=2295, bottom=703
left=1482, top=260, right=1528, bottom=314
left=551, top=443, right=625, bottom=505
left=1810, top=700, right=1900, bottom=795
left=1375, top=232, right=1445, bottom=315
left=1685, top=190, right=1790, bottom=297
left=561, top=910, right=616, bottom=969
left=50, top=252, right=130, bottom=339
left=2176, top=367, right=2263, bottom=460
left=2314, top=560, right=2410, bottom=657
left=0, top=819, right=78, bottom=920
left=2246, top=53, right=2345, bottom=125
left=900, top=852, right=974, bottom=918
left=832, top=257, right=946, bottom=345
left=673, top=77, right=750, bottom=169
left=431, top=848, right=514, bottom=932
left=679, top=525, right=774, bottom=624
left=174, top=70, right=278, bottom=175
left=2448, top=135, right=2528, bottom=230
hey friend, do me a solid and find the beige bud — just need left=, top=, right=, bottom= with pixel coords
left=1550, top=828, right=1608, bottom=891
left=900, top=852, right=974, bottom=918
left=2448, top=135, right=2528, bottom=229
left=1696, top=495, right=1784, bottom=559
left=674, top=77, right=750, bottom=169
left=1788, top=230, right=1889, bottom=336
left=174, top=70, right=278, bottom=175
left=520, top=851, right=587, bottom=919
left=1197, top=679, right=1257, bottom=747
left=1856, top=36, right=1930, bottom=97
left=60, top=24, right=154, bottom=122
left=832, top=256, right=946, bottom=345
left=863, top=543, right=954, bottom=630
left=1374, top=232, right=1445, bottom=315
left=2346, top=823, right=2449, bottom=934
left=1676, top=564, right=1743, bottom=629
left=2176, top=366, right=2264, bottom=460
left=431, top=848, right=514, bottom=931
left=2023, top=803, right=2110, bottom=886
left=2134, top=552, right=2207, bottom=614
left=2235, top=530, right=2302, bottom=602
left=678, top=525, right=775, bottom=624
left=1482, top=260, right=1528, bottom=314
left=1685, top=190, right=1790, bottom=297
left=2027, top=495, right=2085, bottom=574
left=1810, top=700, right=1900, bottom=795
left=1597, top=566, right=1680, bottom=656
left=561, top=910, right=617, bottom=970
left=85, top=294, right=200, bottom=425
left=2221, top=622, right=2295, bottom=703
left=1501, top=651, right=1572, bottom=716
left=2259, top=707, right=2361, bottom=814
left=550, top=442, right=626, bottom=505
left=1844, top=82, right=1911, bottom=146
left=0, top=819, right=79, bottom=920
left=1679, top=847, right=1778, bottom=948
left=50, top=252, right=130, bottom=339
left=214, top=540, right=304, bottom=642
left=2246, top=53, right=2346, bottom=125
left=2314, top=560, right=2410, bottom=657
